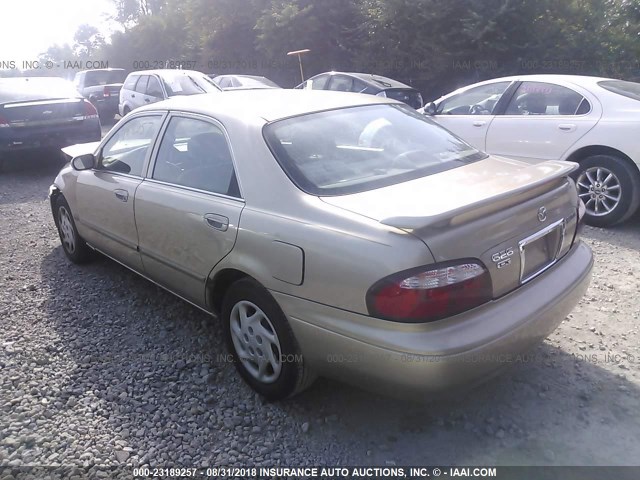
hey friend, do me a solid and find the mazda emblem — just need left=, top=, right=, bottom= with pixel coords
left=538, top=206, right=547, bottom=222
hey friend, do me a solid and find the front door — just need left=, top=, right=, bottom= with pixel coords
left=135, top=114, right=244, bottom=307
left=433, top=81, right=513, bottom=151
left=74, top=113, right=165, bottom=271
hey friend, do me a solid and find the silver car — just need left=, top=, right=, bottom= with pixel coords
left=49, top=90, right=593, bottom=400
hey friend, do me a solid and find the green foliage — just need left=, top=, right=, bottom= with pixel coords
left=17, top=0, right=640, bottom=94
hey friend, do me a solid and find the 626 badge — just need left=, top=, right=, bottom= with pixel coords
left=492, top=247, right=514, bottom=269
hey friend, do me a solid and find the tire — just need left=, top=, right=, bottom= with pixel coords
left=574, top=154, right=640, bottom=227
left=221, top=278, right=315, bottom=400
left=53, top=196, right=92, bottom=264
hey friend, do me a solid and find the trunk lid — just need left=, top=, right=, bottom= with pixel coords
left=321, top=156, right=580, bottom=297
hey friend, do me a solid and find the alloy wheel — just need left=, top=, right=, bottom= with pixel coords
left=576, top=166, right=622, bottom=217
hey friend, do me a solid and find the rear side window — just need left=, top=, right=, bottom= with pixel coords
left=153, top=116, right=239, bottom=197
left=598, top=80, right=640, bottom=102
left=145, top=76, right=164, bottom=98
left=123, top=75, right=139, bottom=90
left=505, top=82, right=586, bottom=115
left=328, top=76, right=354, bottom=92
left=263, top=104, right=486, bottom=196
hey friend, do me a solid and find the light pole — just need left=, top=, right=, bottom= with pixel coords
left=287, top=49, right=311, bottom=84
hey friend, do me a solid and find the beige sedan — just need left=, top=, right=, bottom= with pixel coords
left=49, top=90, right=593, bottom=400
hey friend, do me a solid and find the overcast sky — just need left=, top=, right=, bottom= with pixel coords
left=0, top=0, right=117, bottom=63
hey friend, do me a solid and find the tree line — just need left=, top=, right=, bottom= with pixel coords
left=9, top=0, right=640, bottom=100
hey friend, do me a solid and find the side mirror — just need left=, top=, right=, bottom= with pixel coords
left=423, top=102, right=438, bottom=116
left=71, top=154, right=96, bottom=171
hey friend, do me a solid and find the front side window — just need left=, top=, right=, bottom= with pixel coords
left=134, top=76, right=149, bottom=94
left=264, top=104, right=486, bottom=196
left=145, top=76, right=164, bottom=98
left=505, top=82, right=586, bottom=115
left=438, top=81, right=511, bottom=115
left=100, top=115, right=163, bottom=176
left=152, top=116, right=239, bottom=197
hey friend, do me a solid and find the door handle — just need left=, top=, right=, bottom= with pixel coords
left=558, top=124, right=576, bottom=132
left=472, top=121, right=486, bottom=127
left=204, top=213, right=229, bottom=232
left=144, top=98, right=150, bottom=103
left=131, top=94, right=136, bottom=98
left=114, top=189, right=129, bottom=202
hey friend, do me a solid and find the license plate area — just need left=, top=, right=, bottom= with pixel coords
left=519, top=219, right=566, bottom=283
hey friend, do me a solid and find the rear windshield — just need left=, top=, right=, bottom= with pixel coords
left=598, top=80, right=640, bottom=102
left=84, top=70, right=127, bottom=86
left=263, top=104, right=486, bottom=196
left=161, top=72, right=220, bottom=96
left=237, top=76, right=280, bottom=88
left=0, top=78, right=80, bottom=103
left=385, top=89, right=424, bottom=109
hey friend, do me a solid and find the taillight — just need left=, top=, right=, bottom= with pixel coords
left=0, top=114, right=9, bottom=128
left=103, top=86, right=110, bottom=97
left=82, top=100, right=98, bottom=119
left=573, top=200, right=586, bottom=244
left=366, top=260, right=492, bottom=323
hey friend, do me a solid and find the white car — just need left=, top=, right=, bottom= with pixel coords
left=422, top=75, right=640, bottom=227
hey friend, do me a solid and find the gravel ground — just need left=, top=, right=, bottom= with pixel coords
left=1, top=154, right=639, bottom=475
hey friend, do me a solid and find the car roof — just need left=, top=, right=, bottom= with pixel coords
left=315, top=71, right=416, bottom=90
left=80, top=68, right=125, bottom=73
left=136, top=89, right=400, bottom=122
left=465, top=74, right=615, bottom=88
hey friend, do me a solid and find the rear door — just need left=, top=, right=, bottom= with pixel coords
left=432, top=81, right=513, bottom=151
left=135, top=113, right=244, bottom=307
left=74, top=113, right=165, bottom=271
left=131, top=75, right=149, bottom=110
left=485, top=81, right=601, bottom=163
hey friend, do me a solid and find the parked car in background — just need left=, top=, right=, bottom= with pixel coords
left=0, top=77, right=101, bottom=170
left=119, top=69, right=221, bottom=116
left=50, top=90, right=591, bottom=400
left=73, top=68, right=127, bottom=123
left=211, top=74, right=280, bottom=90
left=422, top=75, right=640, bottom=227
left=296, top=72, right=423, bottom=109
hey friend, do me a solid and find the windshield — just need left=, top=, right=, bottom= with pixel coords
left=0, top=78, right=80, bottom=103
left=161, top=72, right=220, bottom=96
left=384, top=89, right=423, bottom=109
left=263, top=104, right=486, bottom=196
left=84, top=70, right=127, bottom=86
left=598, top=80, right=640, bottom=102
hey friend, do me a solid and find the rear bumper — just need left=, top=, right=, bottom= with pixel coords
left=274, top=241, right=593, bottom=397
left=0, top=120, right=101, bottom=155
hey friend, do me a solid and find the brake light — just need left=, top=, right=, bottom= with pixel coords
left=82, top=100, right=98, bottom=119
left=366, top=260, right=492, bottom=323
left=0, top=114, right=9, bottom=127
left=103, top=86, right=110, bottom=97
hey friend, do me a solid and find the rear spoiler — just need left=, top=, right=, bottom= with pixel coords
left=380, top=160, right=578, bottom=230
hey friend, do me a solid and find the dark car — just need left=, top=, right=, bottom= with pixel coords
left=73, top=68, right=127, bottom=122
left=296, top=71, right=423, bottom=109
left=211, top=74, right=280, bottom=90
left=0, top=77, right=101, bottom=169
